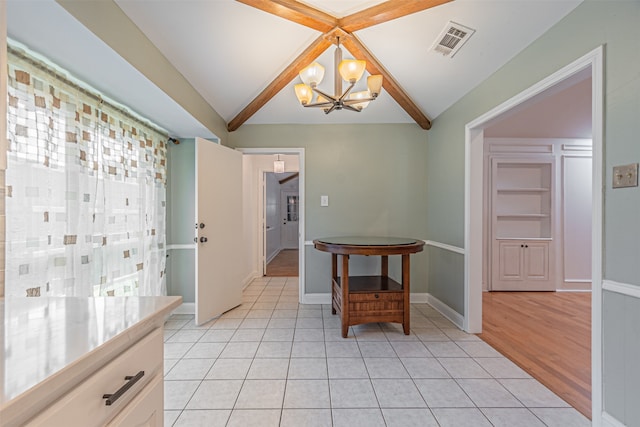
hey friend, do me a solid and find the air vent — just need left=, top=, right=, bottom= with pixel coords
left=430, top=21, right=475, bottom=58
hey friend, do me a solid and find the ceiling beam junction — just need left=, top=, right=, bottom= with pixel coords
left=230, top=0, right=448, bottom=131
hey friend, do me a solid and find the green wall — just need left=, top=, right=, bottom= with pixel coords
left=228, top=123, right=429, bottom=294
left=423, top=1, right=640, bottom=423
left=166, top=138, right=196, bottom=303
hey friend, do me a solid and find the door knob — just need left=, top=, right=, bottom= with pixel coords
left=199, top=223, right=205, bottom=229
left=200, top=237, right=208, bottom=243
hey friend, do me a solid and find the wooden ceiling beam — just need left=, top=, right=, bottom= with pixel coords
left=279, top=172, right=299, bottom=184
left=339, top=0, right=453, bottom=33
left=342, top=33, right=431, bottom=130
left=236, top=0, right=337, bottom=32
left=228, top=35, right=332, bottom=132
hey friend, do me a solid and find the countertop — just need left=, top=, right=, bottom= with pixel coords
left=0, top=296, right=182, bottom=424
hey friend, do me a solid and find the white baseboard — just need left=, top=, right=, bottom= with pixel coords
left=602, top=411, right=626, bottom=427
left=242, top=272, right=260, bottom=290
left=410, top=293, right=429, bottom=303
left=558, top=280, right=592, bottom=291
left=172, top=302, right=195, bottom=314
left=266, top=248, right=281, bottom=264
left=302, top=293, right=331, bottom=305
left=425, top=293, right=465, bottom=330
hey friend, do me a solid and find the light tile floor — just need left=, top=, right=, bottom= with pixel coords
left=164, top=277, right=590, bottom=427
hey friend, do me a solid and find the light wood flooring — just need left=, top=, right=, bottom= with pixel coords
left=478, top=291, right=591, bottom=419
left=266, top=249, right=298, bottom=277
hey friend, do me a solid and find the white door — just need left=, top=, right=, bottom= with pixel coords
left=280, top=190, right=299, bottom=249
left=195, top=137, right=243, bottom=325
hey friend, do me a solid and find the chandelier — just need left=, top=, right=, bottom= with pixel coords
left=294, top=38, right=383, bottom=114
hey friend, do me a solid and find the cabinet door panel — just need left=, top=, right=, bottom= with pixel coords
left=498, top=242, right=524, bottom=280
left=492, top=240, right=553, bottom=291
left=525, top=243, right=549, bottom=281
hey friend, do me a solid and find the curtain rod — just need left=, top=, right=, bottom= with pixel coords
left=8, top=44, right=169, bottom=138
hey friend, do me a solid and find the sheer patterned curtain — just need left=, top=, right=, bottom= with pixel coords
left=5, top=45, right=167, bottom=297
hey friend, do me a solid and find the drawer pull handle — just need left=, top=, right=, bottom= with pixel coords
left=103, top=370, right=145, bottom=406
left=374, top=293, right=379, bottom=299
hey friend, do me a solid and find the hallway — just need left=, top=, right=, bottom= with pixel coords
left=266, top=249, right=298, bottom=277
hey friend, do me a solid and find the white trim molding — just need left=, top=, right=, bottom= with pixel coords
left=602, top=412, right=626, bottom=427
left=603, top=279, right=640, bottom=299
left=424, top=240, right=465, bottom=255
left=410, top=293, right=429, bottom=304
left=241, top=272, right=260, bottom=291
left=302, top=293, right=331, bottom=305
left=167, top=244, right=196, bottom=250
left=425, top=294, right=465, bottom=329
left=172, top=302, right=195, bottom=314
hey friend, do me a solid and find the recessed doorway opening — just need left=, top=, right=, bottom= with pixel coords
left=237, top=148, right=305, bottom=301
left=464, top=47, right=603, bottom=420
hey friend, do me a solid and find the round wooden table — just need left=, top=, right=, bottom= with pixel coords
left=313, top=236, right=425, bottom=338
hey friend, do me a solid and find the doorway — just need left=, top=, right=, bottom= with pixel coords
left=265, top=172, right=299, bottom=277
left=238, top=148, right=305, bottom=300
left=464, top=47, right=604, bottom=419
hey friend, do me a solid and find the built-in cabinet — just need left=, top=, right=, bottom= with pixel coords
left=25, top=329, right=163, bottom=427
left=491, top=158, right=554, bottom=290
left=484, top=138, right=592, bottom=291
left=494, top=240, right=551, bottom=289
left=1, top=297, right=181, bottom=427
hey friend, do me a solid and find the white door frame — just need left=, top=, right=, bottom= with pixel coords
left=238, top=147, right=305, bottom=302
left=463, top=46, right=603, bottom=423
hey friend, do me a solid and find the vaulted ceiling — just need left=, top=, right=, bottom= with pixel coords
left=6, top=0, right=583, bottom=139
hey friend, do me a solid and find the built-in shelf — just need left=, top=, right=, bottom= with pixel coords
left=491, top=157, right=554, bottom=290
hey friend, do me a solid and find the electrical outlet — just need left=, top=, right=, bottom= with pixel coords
left=320, top=195, right=329, bottom=206
left=612, top=163, right=639, bottom=189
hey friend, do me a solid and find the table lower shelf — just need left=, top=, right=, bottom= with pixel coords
left=332, top=275, right=407, bottom=333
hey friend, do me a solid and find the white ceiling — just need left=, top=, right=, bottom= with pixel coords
left=6, top=0, right=583, bottom=139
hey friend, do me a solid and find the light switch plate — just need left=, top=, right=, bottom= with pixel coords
left=320, top=195, right=329, bottom=206
left=612, top=163, right=639, bottom=189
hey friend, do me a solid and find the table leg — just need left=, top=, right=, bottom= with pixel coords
left=331, top=253, right=337, bottom=315
left=341, top=254, right=350, bottom=338
left=381, top=255, right=388, bottom=278
left=402, top=253, right=410, bottom=335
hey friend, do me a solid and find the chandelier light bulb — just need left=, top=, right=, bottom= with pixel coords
left=299, top=62, right=325, bottom=87
left=338, top=59, right=366, bottom=83
left=367, top=75, right=383, bottom=97
left=349, top=90, right=372, bottom=109
left=294, top=83, right=313, bottom=105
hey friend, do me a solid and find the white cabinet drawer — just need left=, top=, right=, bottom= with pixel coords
left=26, top=328, right=163, bottom=427
left=106, top=373, right=163, bottom=427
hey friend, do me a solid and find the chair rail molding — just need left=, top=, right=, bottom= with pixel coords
left=423, top=240, right=465, bottom=255
left=602, top=279, right=640, bottom=299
